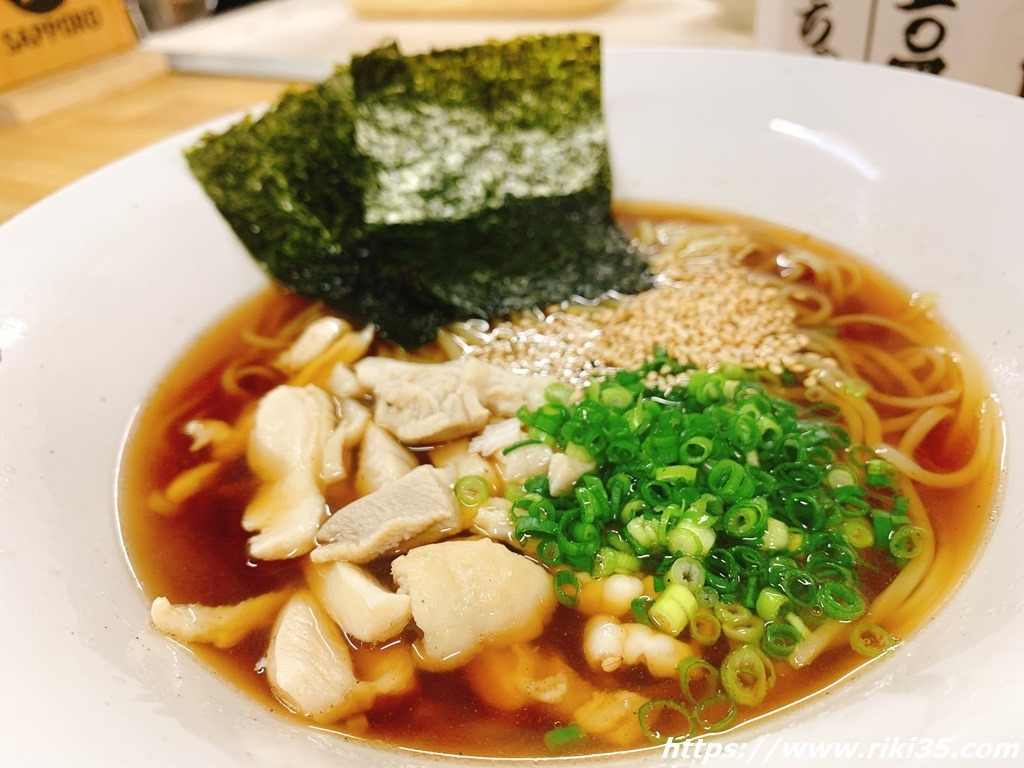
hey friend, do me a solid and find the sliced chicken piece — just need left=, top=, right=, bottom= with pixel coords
left=547, top=451, right=597, bottom=496
left=499, top=441, right=553, bottom=484
left=390, top=538, right=556, bottom=671
left=304, top=559, right=411, bottom=644
left=264, top=590, right=360, bottom=723
left=264, top=592, right=418, bottom=725
left=355, top=357, right=489, bottom=445
left=470, top=497, right=517, bottom=545
left=150, top=589, right=291, bottom=649
left=429, top=438, right=498, bottom=490
left=321, top=398, right=372, bottom=485
left=468, top=417, right=526, bottom=458
left=321, top=432, right=348, bottom=486
left=312, top=465, right=460, bottom=564
left=275, top=317, right=350, bottom=373
left=458, top=358, right=554, bottom=417
left=325, top=362, right=364, bottom=399
left=338, top=398, right=371, bottom=444
left=243, top=384, right=335, bottom=560
left=355, top=422, right=419, bottom=497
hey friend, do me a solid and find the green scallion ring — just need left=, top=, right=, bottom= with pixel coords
left=544, top=381, right=576, bottom=407
left=849, top=620, right=898, bottom=657
left=721, top=613, right=765, bottom=644
left=841, top=518, right=874, bottom=549
left=680, top=435, right=714, bottom=464
left=600, top=385, right=635, bottom=410
left=889, top=524, right=927, bottom=559
left=817, top=581, right=865, bottom=621
left=693, top=693, right=737, bottom=732
left=779, top=569, right=818, bottom=607
left=536, top=539, right=562, bottom=567
left=722, top=498, right=769, bottom=539
left=678, top=656, right=720, bottom=704
left=636, top=699, right=696, bottom=743
left=761, top=622, right=803, bottom=658
left=543, top=723, right=586, bottom=752
left=454, top=475, right=490, bottom=506
left=720, top=645, right=769, bottom=707
left=708, top=459, right=750, bottom=500
left=688, top=607, right=722, bottom=646
left=694, top=585, right=719, bottom=608
left=553, top=570, right=580, bottom=608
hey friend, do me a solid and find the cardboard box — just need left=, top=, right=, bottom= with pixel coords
left=1, top=0, right=138, bottom=90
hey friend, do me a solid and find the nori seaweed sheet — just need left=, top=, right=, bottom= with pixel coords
left=186, top=33, right=650, bottom=349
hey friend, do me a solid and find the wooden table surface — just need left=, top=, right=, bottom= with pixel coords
left=0, top=73, right=293, bottom=223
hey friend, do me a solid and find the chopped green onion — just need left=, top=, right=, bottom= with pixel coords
left=654, top=464, right=698, bottom=483
left=889, top=525, right=927, bottom=559
left=694, top=585, right=719, bottom=608
left=722, top=497, right=769, bottom=539
left=849, top=621, right=898, bottom=657
left=564, top=442, right=594, bottom=463
left=636, top=699, right=696, bottom=742
left=761, top=517, right=790, bottom=551
left=708, top=460, right=753, bottom=501
left=842, top=378, right=870, bottom=397
left=544, top=381, right=576, bottom=407
left=626, top=516, right=662, bottom=552
left=826, top=465, right=856, bottom=488
left=649, top=583, right=698, bottom=636
left=761, top=622, right=802, bottom=658
left=693, top=693, right=737, bottom=732
left=817, top=581, right=865, bottom=621
left=504, top=482, right=526, bottom=502
left=688, top=607, right=722, bottom=646
left=679, top=436, right=714, bottom=464
left=666, top=521, right=715, bottom=557
left=553, top=570, right=580, bottom=608
left=678, top=657, right=720, bottom=704
left=631, top=595, right=654, bottom=626
left=841, top=518, right=874, bottom=549
left=780, top=570, right=818, bottom=607
left=720, top=610, right=765, bottom=644
left=666, top=556, right=706, bottom=589
left=502, top=438, right=544, bottom=456
left=592, top=546, right=642, bottom=578
left=755, top=587, right=790, bottom=622
left=503, top=356, right=910, bottom=641
left=720, top=645, right=770, bottom=706
left=537, top=539, right=562, bottom=566
left=847, top=444, right=876, bottom=468
left=543, top=723, right=586, bottom=752
left=599, top=385, right=634, bottom=410
left=703, top=549, right=740, bottom=596
left=454, top=475, right=490, bottom=506
left=865, top=459, right=898, bottom=488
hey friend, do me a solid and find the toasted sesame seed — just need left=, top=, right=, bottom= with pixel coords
left=460, top=222, right=826, bottom=382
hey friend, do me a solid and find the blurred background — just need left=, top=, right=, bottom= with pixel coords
left=130, top=0, right=758, bottom=75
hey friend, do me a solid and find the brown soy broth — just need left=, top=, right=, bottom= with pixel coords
left=119, top=206, right=1002, bottom=757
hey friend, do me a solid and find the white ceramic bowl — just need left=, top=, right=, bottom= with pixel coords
left=1, top=48, right=1022, bottom=767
